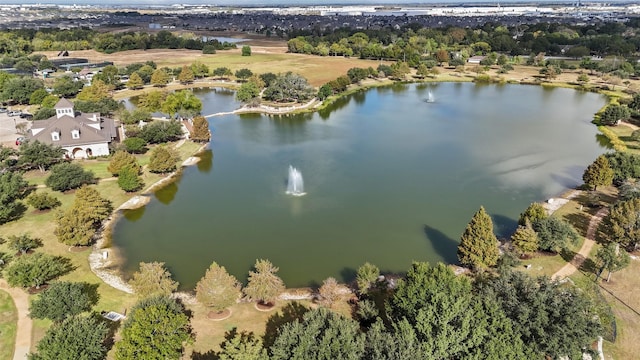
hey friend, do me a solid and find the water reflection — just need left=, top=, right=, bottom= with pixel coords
left=154, top=181, right=179, bottom=205
left=123, top=206, right=145, bottom=222
left=196, top=149, right=213, bottom=174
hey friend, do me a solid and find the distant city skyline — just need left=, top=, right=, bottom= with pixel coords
left=0, top=0, right=620, bottom=6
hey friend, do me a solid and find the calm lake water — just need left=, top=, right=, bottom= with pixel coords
left=112, top=83, right=607, bottom=288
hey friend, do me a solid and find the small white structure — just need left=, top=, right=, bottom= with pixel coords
left=28, top=98, right=117, bottom=159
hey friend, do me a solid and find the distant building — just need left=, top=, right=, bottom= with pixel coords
left=28, top=98, right=117, bottom=159
left=467, top=56, right=486, bottom=64
left=149, top=23, right=161, bottom=29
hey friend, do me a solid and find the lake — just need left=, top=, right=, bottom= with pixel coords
left=111, top=83, right=607, bottom=289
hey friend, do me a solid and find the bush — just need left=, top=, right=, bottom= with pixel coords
left=26, top=192, right=61, bottom=210
left=241, top=45, right=252, bottom=56
left=148, top=146, right=179, bottom=174
left=122, top=137, right=147, bottom=154
left=45, top=163, right=96, bottom=192
left=107, top=151, right=141, bottom=176
left=139, top=120, right=183, bottom=144
left=202, top=45, right=216, bottom=54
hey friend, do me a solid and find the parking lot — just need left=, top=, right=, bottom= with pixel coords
left=0, top=111, right=30, bottom=149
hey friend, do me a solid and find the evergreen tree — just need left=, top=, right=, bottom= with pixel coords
left=195, top=262, right=241, bottom=312
left=595, top=242, right=631, bottom=282
left=518, top=202, right=548, bottom=226
left=583, top=155, right=614, bottom=191
left=45, top=162, right=95, bottom=192
left=243, top=259, right=285, bottom=305
left=6, top=233, right=42, bottom=255
left=177, top=65, right=194, bottom=84
left=148, top=145, right=179, bottom=173
left=356, top=262, right=380, bottom=295
left=54, top=186, right=112, bottom=246
left=457, top=206, right=499, bottom=269
left=126, top=72, right=144, bottom=90
left=532, top=216, right=580, bottom=253
left=129, top=262, right=179, bottom=298
left=26, top=191, right=61, bottom=211
left=3, top=252, right=71, bottom=288
left=600, top=197, right=640, bottom=250
left=107, top=150, right=141, bottom=176
left=117, top=165, right=144, bottom=192
left=151, top=68, right=170, bottom=87
left=217, top=331, right=268, bottom=360
left=29, top=281, right=98, bottom=322
left=190, top=116, right=211, bottom=142
left=0, top=171, right=29, bottom=224
left=511, top=221, right=539, bottom=255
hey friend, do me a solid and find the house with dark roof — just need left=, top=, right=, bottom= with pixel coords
left=28, top=98, right=117, bottom=159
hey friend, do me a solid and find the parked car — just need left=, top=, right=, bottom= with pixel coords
left=15, top=136, right=25, bottom=145
left=19, top=113, right=32, bottom=119
left=8, top=110, right=21, bottom=116
left=0, top=107, right=7, bottom=113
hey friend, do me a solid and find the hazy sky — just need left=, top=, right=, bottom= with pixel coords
left=0, top=0, right=584, bottom=5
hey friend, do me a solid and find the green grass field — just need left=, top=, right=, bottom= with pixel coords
left=0, top=290, right=17, bottom=360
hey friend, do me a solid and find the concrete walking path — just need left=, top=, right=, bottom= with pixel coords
left=0, top=279, right=31, bottom=360
left=552, top=207, right=609, bottom=280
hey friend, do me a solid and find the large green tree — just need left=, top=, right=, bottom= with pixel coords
left=600, top=197, right=640, bottom=250
left=3, top=252, right=71, bottom=288
left=107, top=150, right=141, bottom=176
left=161, top=90, right=202, bottom=119
left=457, top=206, right=499, bottom=269
left=129, top=261, right=179, bottom=298
left=117, top=165, right=144, bottom=192
left=177, top=65, right=194, bottom=84
left=195, top=262, right=241, bottom=312
left=270, top=308, right=365, bottom=360
left=517, top=202, right=548, bottom=226
left=140, top=120, right=183, bottom=143
left=151, top=68, right=170, bottom=87
left=29, top=281, right=98, bottom=322
left=126, top=72, right=144, bottom=90
left=45, top=162, right=95, bottom=192
left=511, top=222, right=539, bottom=255
left=29, top=315, right=108, bottom=360
left=1, top=77, right=44, bottom=104
left=54, top=186, right=112, bottom=246
left=356, top=262, right=380, bottom=295
left=190, top=115, right=210, bottom=142
left=243, top=259, right=285, bottom=305
left=236, top=81, right=260, bottom=102
left=595, top=242, right=630, bottom=282
left=262, top=72, right=314, bottom=102
left=583, top=155, right=614, bottom=191
left=532, top=216, right=580, bottom=253
left=115, top=296, right=192, bottom=360
left=52, top=75, right=84, bottom=97
left=0, top=171, right=29, bottom=224
left=18, top=140, right=64, bottom=172
left=148, top=145, right=179, bottom=173
left=217, top=331, right=268, bottom=360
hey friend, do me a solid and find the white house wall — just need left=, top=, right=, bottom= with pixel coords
left=63, top=142, right=109, bottom=159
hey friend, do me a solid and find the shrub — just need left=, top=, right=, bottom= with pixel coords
left=117, top=165, right=144, bottom=192
left=45, top=163, right=95, bottom=192
left=107, top=151, right=141, bottom=176
left=26, top=191, right=61, bottom=210
left=148, top=145, right=179, bottom=173
left=122, top=137, right=147, bottom=154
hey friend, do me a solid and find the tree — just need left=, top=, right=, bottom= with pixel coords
left=435, top=49, right=450, bottom=65
left=356, top=262, right=379, bottom=295
left=195, top=262, right=241, bottom=312
left=118, top=165, right=144, bottom=192
left=603, top=152, right=640, bottom=185
left=177, top=65, right=194, bottom=84
left=29, top=281, right=98, bottom=322
left=92, top=64, right=121, bottom=88
left=244, top=259, right=285, bottom=305
left=457, top=206, right=499, bottom=269
left=241, top=45, right=252, bottom=56
left=136, top=64, right=155, bottom=84
left=161, top=90, right=202, bottom=118
left=595, top=242, right=630, bottom=282
left=6, top=233, right=42, bottom=255
left=532, top=216, right=580, bottom=253
left=270, top=308, right=365, bottom=360
left=478, top=269, right=601, bottom=359
left=318, top=277, right=341, bottom=308
left=123, top=137, right=147, bottom=154
left=26, top=191, right=61, bottom=211
left=33, top=107, right=57, bottom=120
left=1, top=77, right=44, bottom=104
left=236, top=81, right=260, bottom=102
left=213, top=67, right=233, bottom=79
left=76, top=79, right=112, bottom=102
left=140, top=120, right=183, bottom=143
left=583, top=155, right=614, bottom=191
left=52, top=75, right=84, bottom=98
left=577, top=73, right=590, bottom=83
left=190, top=116, right=210, bottom=142
left=45, top=162, right=95, bottom=192
left=54, top=186, right=112, bottom=246
left=518, top=202, right=548, bottom=226
left=0, top=171, right=29, bottom=224
left=151, top=68, right=171, bottom=87
left=600, top=197, right=640, bottom=250
left=262, top=72, right=315, bottom=103
left=29, top=88, right=49, bottom=105
left=599, top=104, right=630, bottom=126
left=511, top=222, right=539, bottom=255
left=129, top=262, right=179, bottom=298
left=108, top=150, right=141, bottom=176
left=235, top=68, right=253, bottom=82
left=18, top=140, right=64, bottom=172
left=115, top=296, right=192, bottom=360
left=29, top=315, right=108, bottom=360
left=148, top=145, right=180, bottom=174
left=3, top=252, right=71, bottom=288
left=126, top=72, right=144, bottom=90
left=259, top=72, right=277, bottom=87
left=317, top=83, right=333, bottom=100
left=217, top=331, right=268, bottom=360
left=190, top=61, right=209, bottom=78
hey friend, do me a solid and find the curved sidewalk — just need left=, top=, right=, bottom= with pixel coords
left=0, top=279, right=31, bottom=360
left=552, top=207, right=609, bottom=280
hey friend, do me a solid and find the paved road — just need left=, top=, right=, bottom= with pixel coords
left=0, top=111, right=30, bottom=148
left=0, top=280, right=31, bottom=360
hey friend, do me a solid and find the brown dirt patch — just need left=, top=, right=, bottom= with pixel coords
left=68, top=246, right=90, bottom=253
left=206, top=309, right=231, bottom=321
left=254, top=301, right=276, bottom=312
left=26, top=285, right=48, bottom=295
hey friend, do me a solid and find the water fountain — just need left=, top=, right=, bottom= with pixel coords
left=286, top=165, right=306, bottom=196
left=426, top=91, right=435, bottom=103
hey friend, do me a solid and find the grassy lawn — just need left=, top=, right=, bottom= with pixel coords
left=607, top=124, right=640, bottom=154
left=0, top=290, right=17, bottom=360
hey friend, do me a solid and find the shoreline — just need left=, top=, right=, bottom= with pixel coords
left=91, top=77, right=618, bottom=295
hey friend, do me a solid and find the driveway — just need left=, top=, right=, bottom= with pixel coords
left=0, top=112, right=30, bottom=149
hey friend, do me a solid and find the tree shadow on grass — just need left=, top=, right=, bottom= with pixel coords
left=262, top=302, right=310, bottom=349
left=563, top=211, right=592, bottom=237
left=579, top=257, right=599, bottom=275
left=423, top=225, right=458, bottom=264
left=191, top=350, right=217, bottom=360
